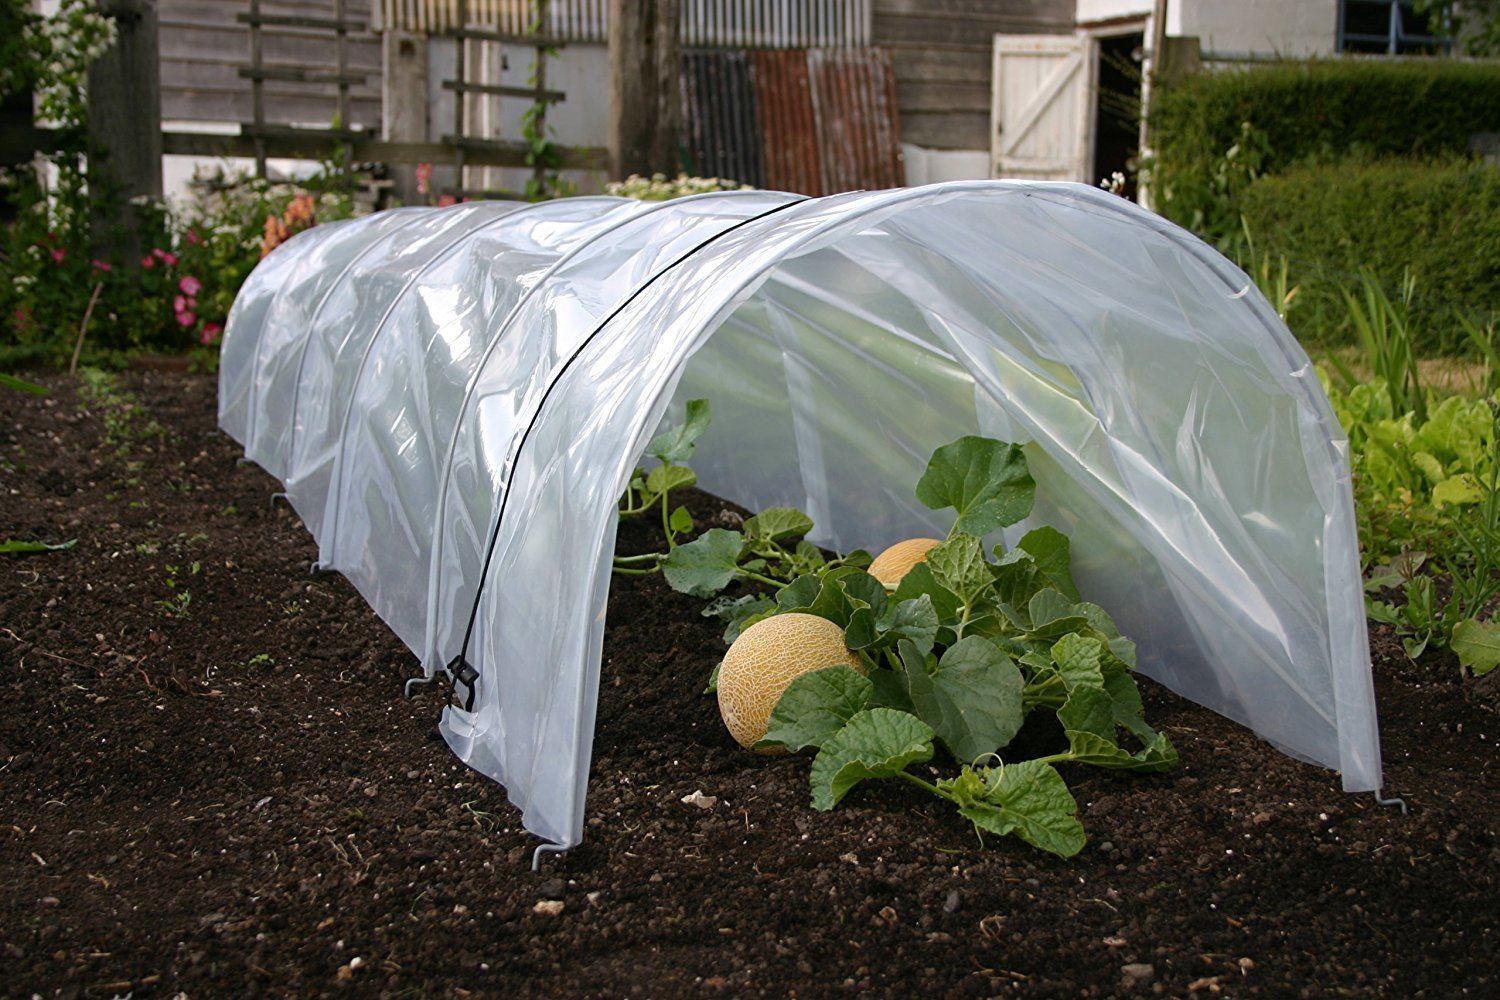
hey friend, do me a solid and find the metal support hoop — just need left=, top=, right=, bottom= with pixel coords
left=531, top=842, right=567, bottom=872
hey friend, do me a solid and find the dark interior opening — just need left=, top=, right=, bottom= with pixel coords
left=1092, top=31, right=1144, bottom=198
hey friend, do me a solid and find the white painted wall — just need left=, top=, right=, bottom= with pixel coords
left=1076, top=0, right=1338, bottom=56
left=427, top=41, right=610, bottom=195
left=902, top=145, right=990, bottom=185
left=1175, top=0, right=1338, bottom=56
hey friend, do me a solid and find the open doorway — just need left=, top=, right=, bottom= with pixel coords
left=1091, top=30, right=1144, bottom=198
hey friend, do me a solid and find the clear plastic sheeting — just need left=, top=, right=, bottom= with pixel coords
left=220, top=181, right=1381, bottom=853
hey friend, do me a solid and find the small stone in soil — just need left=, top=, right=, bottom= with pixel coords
left=533, top=900, right=565, bottom=916
left=942, top=890, right=960, bottom=914
left=1121, top=963, right=1155, bottom=985
left=538, top=878, right=566, bottom=900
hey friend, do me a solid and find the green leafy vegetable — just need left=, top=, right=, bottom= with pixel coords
left=948, top=760, right=1086, bottom=857
left=915, top=436, right=1035, bottom=536
left=743, top=507, right=815, bottom=543
left=759, top=665, right=873, bottom=752
left=661, top=529, right=746, bottom=597
left=900, top=636, right=1024, bottom=764
left=1451, top=618, right=1500, bottom=676
left=645, top=398, right=711, bottom=464
left=810, top=708, right=935, bottom=810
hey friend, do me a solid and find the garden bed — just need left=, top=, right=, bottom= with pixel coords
left=2, top=372, right=1496, bottom=997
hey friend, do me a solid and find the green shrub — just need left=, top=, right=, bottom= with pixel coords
left=1150, top=59, right=1500, bottom=240
left=1238, top=159, right=1500, bottom=351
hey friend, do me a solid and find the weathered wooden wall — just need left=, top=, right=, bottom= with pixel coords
left=872, top=0, right=1072, bottom=150
left=158, top=0, right=382, bottom=125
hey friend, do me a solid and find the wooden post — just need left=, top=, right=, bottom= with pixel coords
left=86, top=0, right=163, bottom=265
left=608, top=0, right=680, bottom=180
left=383, top=29, right=430, bottom=203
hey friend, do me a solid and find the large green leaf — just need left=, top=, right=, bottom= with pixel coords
left=1452, top=618, right=1500, bottom=676
left=959, top=760, right=1085, bottom=857
left=1016, top=526, right=1080, bottom=602
left=1023, top=589, right=1090, bottom=639
left=915, top=436, right=1035, bottom=536
left=809, top=709, right=934, bottom=810
left=661, top=528, right=744, bottom=597
left=759, top=666, right=873, bottom=752
left=1050, top=632, right=1105, bottom=689
left=644, top=398, right=711, bottom=464
left=743, top=507, right=815, bottom=543
left=926, top=534, right=993, bottom=608
left=1057, top=684, right=1114, bottom=742
left=846, top=594, right=938, bottom=654
left=644, top=463, right=696, bottom=499
left=776, top=574, right=822, bottom=610
left=892, top=561, right=962, bottom=622
left=1064, top=730, right=1179, bottom=772
left=900, top=636, right=1024, bottom=764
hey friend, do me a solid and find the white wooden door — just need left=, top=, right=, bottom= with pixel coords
left=991, top=34, right=1097, bottom=183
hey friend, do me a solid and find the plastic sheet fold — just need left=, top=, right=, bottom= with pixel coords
left=221, top=181, right=1381, bottom=851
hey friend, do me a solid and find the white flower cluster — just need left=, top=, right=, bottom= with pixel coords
left=605, top=173, right=754, bottom=202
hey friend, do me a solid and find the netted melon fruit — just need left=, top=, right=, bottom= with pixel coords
left=717, top=612, right=864, bottom=751
left=868, top=537, right=942, bottom=587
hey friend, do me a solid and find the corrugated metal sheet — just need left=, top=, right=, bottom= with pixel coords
left=682, top=50, right=765, bottom=187
left=681, top=47, right=902, bottom=196
left=750, top=49, right=820, bottom=195
left=378, top=0, right=870, bottom=47
left=808, top=47, right=901, bottom=194
left=377, top=0, right=607, bottom=38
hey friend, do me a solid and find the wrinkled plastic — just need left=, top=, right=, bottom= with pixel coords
left=220, top=181, right=1381, bottom=851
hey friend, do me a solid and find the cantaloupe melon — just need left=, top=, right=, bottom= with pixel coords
left=868, top=537, right=942, bottom=587
left=717, top=612, right=864, bottom=750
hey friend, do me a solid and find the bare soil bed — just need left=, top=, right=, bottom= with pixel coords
left=2, top=371, right=1496, bottom=998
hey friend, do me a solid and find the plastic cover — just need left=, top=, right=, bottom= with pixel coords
left=220, top=181, right=1381, bottom=851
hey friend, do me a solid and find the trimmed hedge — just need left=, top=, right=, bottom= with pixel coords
left=1238, top=159, right=1500, bottom=352
left=1151, top=59, right=1500, bottom=239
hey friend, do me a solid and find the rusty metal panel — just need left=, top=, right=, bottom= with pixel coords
left=808, top=46, right=903, bottom=193
left=750, top=49, right=822, bottom=196
left=681, top=46, right=901, bottom=195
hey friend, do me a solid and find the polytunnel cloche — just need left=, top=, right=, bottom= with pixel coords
left=219, top=181, right=1382, bottom=856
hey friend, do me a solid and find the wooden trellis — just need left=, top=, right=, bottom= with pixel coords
left=441, top=0, right=568, bottom=198
left=238, top=0, right=370, bottom=178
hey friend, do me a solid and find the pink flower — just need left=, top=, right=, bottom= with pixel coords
left=173, top=295, right=187, bottom=314
left=178, top=275, right=201, bottom=296
left=50, top=248, right=64, bottom=263
left=200, top=322, right=222, bottom=345
left=186, top=229, right=201, bottom=245
left=91, top=259, right=112, bottom=272
left=176, top=309, right=196, bottom=328
left=437, top=194, right=456, bottom=207
left=416, top=162, right=432, bottom=196
left=141, top=255, right=155, bottom=268
left=152, top=248, right=178, bottom=267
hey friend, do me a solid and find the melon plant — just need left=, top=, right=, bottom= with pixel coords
left=618, top=408, right=1177, bottom=857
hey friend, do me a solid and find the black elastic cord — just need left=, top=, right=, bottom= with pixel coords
left=448, top=196, right=810, bottom=693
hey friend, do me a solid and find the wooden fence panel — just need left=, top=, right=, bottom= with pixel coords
left=158, top=0, right=381, bottom=125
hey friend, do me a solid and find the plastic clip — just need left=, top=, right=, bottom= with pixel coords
left=447, top=655, right=480, bottom=712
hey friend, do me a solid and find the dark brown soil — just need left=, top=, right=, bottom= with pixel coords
left=2, top=371, right=1496, bottom=999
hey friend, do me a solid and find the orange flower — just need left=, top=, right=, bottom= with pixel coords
left=283, top=193, right=316, bottom=228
